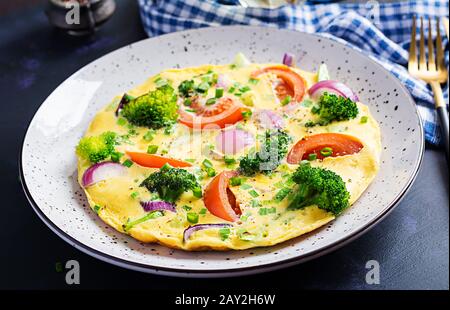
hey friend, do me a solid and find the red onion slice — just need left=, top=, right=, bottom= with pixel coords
left=216, top=129, right=254, bottom=155
left=183, top=223, right=233, bottom=243
left=140, top=201, right=176, bottom=213
left=308, top=80, right=359, bottom=102
left=115, top=93, right=133, bottom=116
left=256, top=109, right=285, bottom=129
left=82, top=161, right=127, bottom=187
left=282, top=53, right=295, bottom=67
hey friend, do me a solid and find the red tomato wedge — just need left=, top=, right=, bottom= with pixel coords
left=287, top=133, right=364, bottom=164
left=203, top=171, right=241, bottom=222
left=126, top=151, right=192, bottom=168
left=251, top=65, right=306, bottom=102
left=179, top=97, right=247, bottom=129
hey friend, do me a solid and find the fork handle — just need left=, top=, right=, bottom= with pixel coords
left=437, top=106, right=449, bottom=162
left=431, top=81, right=449, bottom=162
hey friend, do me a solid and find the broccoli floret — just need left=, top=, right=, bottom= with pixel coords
left=239, top=129, right=291, bottom=176
left=121, top=85, right=178, bottom=129
left=288, top=162, right=350, bottom=216
left=76, top=131, right=117, bottom=163
left=308, top=92, right=358, bottom=126
left=141, top=164, right=202, bottom=203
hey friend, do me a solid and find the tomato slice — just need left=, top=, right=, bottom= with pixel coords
left=203, top=171, right=241, bottom=222
left=287, top=133, right=364, bottom=164
left=251, top=65, right=306, bottom=102
left=126, top=151, right=192, bottom=168
left=179, top=97, right=247, bottom=129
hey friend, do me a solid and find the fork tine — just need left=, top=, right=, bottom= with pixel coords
left=419, top=17, right=427, bottom=71
left=436, top=17, right=445, bottom=72
left=408, top=15, right=417, bottom=71
left=427, top=18, right=436, bottom=71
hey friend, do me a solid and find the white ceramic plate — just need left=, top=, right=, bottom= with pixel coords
left=20, top=26, right=424, bottom=277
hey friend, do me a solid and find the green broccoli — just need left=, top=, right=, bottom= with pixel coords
left=239, top=129, right=291, bottom=176
left=287, top=162, right=350, bottom=216
left=306, top=92, right=358, bottom=127
left=121, top=85, right=178, bottom=129
left=141, top=164, right=202, bottom=203
left=76, top=131, right=117, bottom=163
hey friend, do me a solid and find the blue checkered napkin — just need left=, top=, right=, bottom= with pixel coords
left=138, top=0, right=449, bottom=145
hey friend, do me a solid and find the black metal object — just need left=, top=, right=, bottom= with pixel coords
left=45, top=0, right=115, bottom=36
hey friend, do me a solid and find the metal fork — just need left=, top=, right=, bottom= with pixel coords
left=408, top=16, right=449, bottom=160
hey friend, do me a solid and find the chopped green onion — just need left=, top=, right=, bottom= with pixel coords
left=239, top=85, right=251, bottom=93
left=123, top=211, right=163, bottom=231
left=110, top=151, right=123, bottom=163
left=130, top=191, right=139, bottom=199
left=185, top=158, right=196, bottom=163
left=93, top=205, right=101, bottom=213
left=182, top=205, right=192, bottom=211
left=360, top=116, right=368, bottom=124
left=228, top=86, right=236, bottom=93
left=248, top=189, right=259, bottom=198
left=147, top=145, right=158, bottom=154
left=308, top=153, right=317, bottom=161
left=250, top=199, right=260, bottom=208
left=229, top=177, right=242, bottom=186
left=161, top=162, right=172, bottom=171
left=240, top=183, right=252, bottom=190
left=274, top=188, right=291, bottom=202
left=258, top=208, right=268, bottom=215
left=184, top=98, right=192, bottom=106
left=224, top=156, right=236, bottom=165
left=143, top=130, right=155, bottom=141
left=249, top=78, right=259, bottom=85
left=206, top=98, right=217, bottom=105
left=215, top=88, right=224, bottom=98
left=320, top=147, right=333, bottom=157
left=202, top=159, right=213, bottom=168
left=199, top=208, right=207, bottom=215
left=116, top=117, right=127, bottom=126
left=242, top=110, right=252, bottom=119
left=192, top=187, right=203, bottom=198
left=122, top=159, right=133, bottom=167
left=196, top=82, right=210, bottom=94
left=301, top=99, right=313, bottom=107
left=219, top=227, right=231, bottom=240
left=187, top=212, right=199, bottom=224
left=281, top=95, right=292, bottom=106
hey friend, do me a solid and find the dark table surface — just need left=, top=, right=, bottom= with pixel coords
left=0, top=1, right=448, bottom=290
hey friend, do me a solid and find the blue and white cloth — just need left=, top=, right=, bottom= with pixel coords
left=138, top=0, right=449, bottom=145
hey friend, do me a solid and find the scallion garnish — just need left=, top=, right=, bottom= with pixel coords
left=122, top=159, right=133, bottom=167
left=320, top=147, right=333, bottom=157
left=215, top=88, right=224, bottom=98
left=206, top=98, right=217, bottom=105
left=308, top=153, right=317, bottom=161
left=147, top=145, right=158, bottom=154
left=281, top=95, right=292, bottom=106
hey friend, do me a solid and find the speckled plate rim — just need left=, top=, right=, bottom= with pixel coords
left=19, top=26, right=425, bottom=278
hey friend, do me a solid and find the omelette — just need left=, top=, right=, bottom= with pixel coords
left=76, top=54, right=381, bottom=251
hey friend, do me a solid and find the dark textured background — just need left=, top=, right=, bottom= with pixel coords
left=0, top=1, right=448, bottom=290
